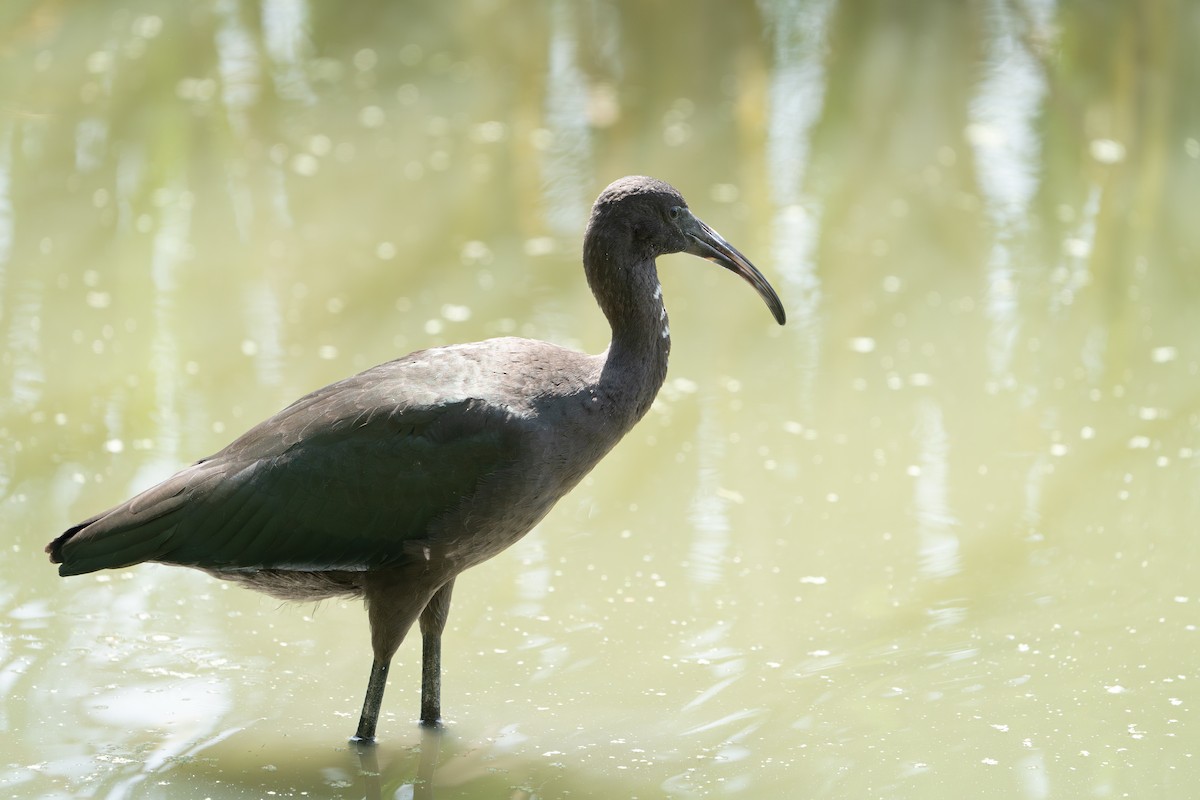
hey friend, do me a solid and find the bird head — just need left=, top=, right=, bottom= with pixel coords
left=587, top=176, right=786, bottom=326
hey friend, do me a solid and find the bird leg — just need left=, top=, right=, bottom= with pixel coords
left=352, top=570, right=431, bottom=744
left=352, top=571, right=454, bottom=742
left=351, top=657, right=391, bottom=744
left=418, top=578, right=456, bottom=726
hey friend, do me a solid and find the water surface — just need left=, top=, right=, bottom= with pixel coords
left=2, top=1, right=1198, bottom=798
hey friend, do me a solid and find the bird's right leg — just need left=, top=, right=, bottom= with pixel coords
left=351, top=657, right=391, bottom=744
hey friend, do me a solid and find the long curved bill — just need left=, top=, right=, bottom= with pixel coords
left=682, top=211, right=786, bottom=325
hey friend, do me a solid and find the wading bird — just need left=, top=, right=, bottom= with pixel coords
left=47, top=176, right=785, bottom=743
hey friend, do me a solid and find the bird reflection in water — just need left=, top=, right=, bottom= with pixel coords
left=353, top=726, right=443, bottom=800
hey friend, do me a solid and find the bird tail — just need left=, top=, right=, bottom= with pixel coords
left=46, top=514, right=100, bottom=565
left=45, top=466, right=205, bottom=576
left=47, top=511, right=182, bottom=576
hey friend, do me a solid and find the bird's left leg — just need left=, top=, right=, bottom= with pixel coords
left=418, top=578, right=456, bottom=727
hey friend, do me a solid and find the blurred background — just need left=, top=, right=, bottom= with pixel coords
left=2, top=0, right=1199, bottom=797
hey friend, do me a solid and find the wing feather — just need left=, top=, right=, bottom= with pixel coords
left=50, top=392, right=521, bottom=576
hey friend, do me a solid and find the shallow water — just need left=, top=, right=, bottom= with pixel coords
left=2, top=1, right=1198, bottom=798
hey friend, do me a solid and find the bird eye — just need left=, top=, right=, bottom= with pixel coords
left=669, top=206, right=682, bottom=221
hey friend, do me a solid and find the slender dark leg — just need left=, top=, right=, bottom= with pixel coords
left=351, top=657, right=391, bottom=744
left=418, top=579, right=456, bottom=727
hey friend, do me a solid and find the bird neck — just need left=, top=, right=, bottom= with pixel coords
left=583, top=237, right=671, bottom=421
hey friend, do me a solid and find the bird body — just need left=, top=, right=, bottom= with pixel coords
left=52, top=339, right=637, bottom=584
left=46, top=176, right=784, bottom=742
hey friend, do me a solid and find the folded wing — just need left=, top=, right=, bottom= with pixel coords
left=48, top=371, right=520, bottom=576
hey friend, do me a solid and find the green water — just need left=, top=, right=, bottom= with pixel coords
left=2, top=1, right=1198, bottom=797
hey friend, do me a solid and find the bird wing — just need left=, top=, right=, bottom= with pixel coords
left=50, top=367, right=523, bottom=577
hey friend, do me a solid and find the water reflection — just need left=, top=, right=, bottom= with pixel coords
left=261, top=0, right=317, bottom=106
left=968, top=0, right=1050, bottom=378
left=23, top=572, right=241, bottom=797
left=75, top=117, right=108, bottom=174
left=143, top=182, right=190, bottom=475
left=1052, top=185, right=1099, bottom=316
left=0, top=120, right=12, bottom=275
left=354, top=730, right=441, bottom=800
left=215, top=0, right=267, bottom=118
left=911, top=398, right=960, bottom=580
left=761, top=0, right=831, bottom=407
left=241, top=279, right=286, bottom=387
left=687, top=398, right=730, bottom=586
left=540, top=0, right=593, bottom=236
left=6, top=276, right=44, bottom=408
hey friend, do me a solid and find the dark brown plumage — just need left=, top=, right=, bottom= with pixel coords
left=46, top=175, right=785, bottom=742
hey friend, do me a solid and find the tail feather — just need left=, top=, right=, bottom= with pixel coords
left=47, top=462, right=213, bottom=576
left=55, top=515, right=183, bottom=576
left=46, top=513, right=104, bottom=564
